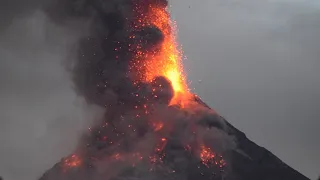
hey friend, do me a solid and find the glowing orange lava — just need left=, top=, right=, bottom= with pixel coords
left=200, top=145, right=215, bottom=167
left=63, top=154, right=81, bottom=168
left=132, top=4, right=190, bottom=104
left=144, top=6, right=187, bottom=93
left=200, top=145, right=226, bottom=168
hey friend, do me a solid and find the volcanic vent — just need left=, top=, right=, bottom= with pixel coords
left=39, top=0, right=310, bottom=180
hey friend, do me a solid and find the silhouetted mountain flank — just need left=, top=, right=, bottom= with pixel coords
left=196, top=96, right=310, bottom=180
left=38, top=96, right=309, bottom=180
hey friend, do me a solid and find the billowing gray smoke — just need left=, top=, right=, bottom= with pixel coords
left=38, top=0, right=235, bottom=180
left=45, top=0, right=172, bottom=108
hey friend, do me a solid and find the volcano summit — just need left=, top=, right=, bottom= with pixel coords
left=39, top=0, right=310, bottom=180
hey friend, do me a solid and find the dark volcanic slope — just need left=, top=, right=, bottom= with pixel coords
left=38, top=96, right=310, bottom=180
left=222, top=119, right=309, bottom=180
left=196, top=97, right=310, bottom=180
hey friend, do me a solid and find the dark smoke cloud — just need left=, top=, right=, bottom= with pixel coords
left=44, top=0, right=174, bottom=108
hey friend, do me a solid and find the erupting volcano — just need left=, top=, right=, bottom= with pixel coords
left=39, top=0, right=310, bottom=180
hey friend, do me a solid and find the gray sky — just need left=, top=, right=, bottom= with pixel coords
left=0, top=0, right=319, bottom=180
left=0, top=9, right=101, bottom=180
left=171, top=0, right=320, bottom=179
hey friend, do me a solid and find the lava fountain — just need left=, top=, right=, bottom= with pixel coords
left=130, top=1, right=190, bottom=105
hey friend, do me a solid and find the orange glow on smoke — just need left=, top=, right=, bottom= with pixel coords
left=151, top=121, right=164, bottom=131
left=63, top=154, right=81, bottom=168
left=132, top=4, right=190, bottom=104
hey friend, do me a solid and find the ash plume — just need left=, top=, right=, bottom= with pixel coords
left=45, top=0, right=169, bottom=107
